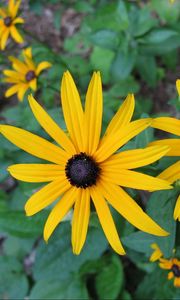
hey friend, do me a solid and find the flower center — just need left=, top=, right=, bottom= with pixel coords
left=25, top=70, right=36, bottom=82
left=172, top=264, right=180, bottom=277
left=65, top=152, right=100, bottom=188
left=4, top=16, right=12, bottom=27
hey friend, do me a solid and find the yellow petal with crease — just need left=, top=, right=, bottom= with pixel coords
left=3, top=69, right=24, bottom=80
left=8, top=56, right=28, bottom=73
left=4, top=77, right=20, bottom=84
left=0, top=125, right=69, bottom=164
left=44, top=187, right=77, bottom=242
left=25, top=177, right=71, bottom=216
left=101, top=169, right=172, bottom=191
left=0, top=8, right=7, bottom=17
left=174, top=195, right=180, bottom=221
left=99, top=181, right=169, bottom=236
left=158, top=161, right=180, bottom=183
left=72, top=189, right=90, bottom=255
left=149, top=139, right=180, bottom=156
left=8, top=164, right=65, bottom=182
left=101, top=145, right=170, bottom=169
left=29, top=78, right=37, bottom=91
left=94, top=119, right=151, bottom=162
left=13, top=17, right=24, bottom=24
left=90, top=186, right=125, bottom=255
left=84, top=72, right=102, bottom=154
left=5, top=84, right=20, bottom=98
left=10, top=26, right=24, bottom=43
left=1, top=29, right=10, bottom=50
left=105, top=94, right=135, bottom=136
left=28, top=95, right=76, bottom=155
left=8, top=0, right=15, bottom=14
left=23, top=47, right=32, bottom=59
left=36, top=61, right=52, bottom=75
left=61, top=71, right=85, bottom=152
left=17, top=84, right=28, bottom=101
left=11, top=0, right=21, bottom=18
left=151, top=117, right=180, bottom=136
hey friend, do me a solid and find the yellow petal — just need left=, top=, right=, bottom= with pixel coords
left=9, top=0, right=21, bottom=18
left=149, top=139, right=180, bottom=156
left=28, top=95, right=76, bottom=155
left=13, top=17, right=24, bottom=24
left=0, top=8, right=7, bottom=18
left=25, top=176, right=71, bottom=216
left=101, top=145, right=170, bottom=169
left=3, top=69, right=24, bottom=80
left=0, top=125, right=69, bottom=164
left=149, top=243, right=163, bottom=262
left=8, top=0, right=15, bottom=14
left=35, top=61, right=52, bottom=76
left=105, top=94, right=135, bottom=136
left=168, top=271, right=174, bottom=280
left=29, top=78, right=37, bottom=91
left=72, top=189, right=90, bottom=255
left=90, top=186, right=125, bottom=255
left=98, top=180, right=169, bottom=236
left=94, top=119, right=151, bottom=162
left=10, top=25, right=24, bottom=43
left=8, top=163, right=64, bottom=182
left=151, top=117, right=180, bottom=136
left=174, top=195, right=180, bottom=221
left=5, top=84, right=20, bottom=98
left=22, top=49, right=36, bottom=70
left=43, top=187, right=77, bottom=242
left=61, top=71, right=85, bottom=152
left=4, top=77, right=20, bottom=83
left=174, top=277, right=180, bottom=288
left=159, top=258, right=172, bottom=269
left=176, top=79, right=180, bottom=97
left=158, top=161, right=180, bottom=184
left=1, top=28, right=10, bottom=50
left=101, top=169, right=172, bottom=191
left=17, top=84, right=28, bottom=101
left=23, top=47, right=32, bottom=59
left=8, top=56, right=28, bottom=74
left=84, top=72, right=102, bottom=155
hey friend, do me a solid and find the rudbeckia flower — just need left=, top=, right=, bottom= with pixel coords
left=150, top=117, right=180, bottom=220
left=149, top=243, right=163, bottom=262
left=0, top=0, right=24, bottom=50
left=3, top=47, right=51, bottom=101
left=0, top=71, right=172, bottom=255
left=159, top=258, right=180, bottom=287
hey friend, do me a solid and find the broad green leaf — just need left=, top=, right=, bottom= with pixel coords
left=95, top=255, right=124, bottom=300
left=122, top=231, right=154, bottom=255
left=143, top=29, right=179, bottom=44
left=136, top=55, right=157, bottom=87
left=90, top=30, right=119, bottom=50
left=29, top=276, right=89, bottom=300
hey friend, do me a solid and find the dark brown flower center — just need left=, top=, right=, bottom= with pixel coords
left=172, top=264, right=180, bottom=277
left=65, top=152, right=100, bottom=188
left=4, top=16, right=12, bottom=27
left=25, top=70, right=36, bottom=82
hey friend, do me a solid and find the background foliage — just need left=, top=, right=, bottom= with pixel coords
left=0, top=0, right=180, bottom=299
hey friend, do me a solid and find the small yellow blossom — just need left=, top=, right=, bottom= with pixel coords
left=159, top=258, right=180, bottom=288
left=0, top=0, right=24, bottom=50
left=149, top=243, right=163, bottom=262
left=3, top=47, right=52, bottom=101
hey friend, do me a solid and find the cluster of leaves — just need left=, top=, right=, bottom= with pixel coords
left=0, top=0, right=180, bottom=299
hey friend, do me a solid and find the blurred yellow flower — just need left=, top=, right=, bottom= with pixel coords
left=3, top=47, right=52, bottom=101
left=0, top=71, right=172, bottom=255
left=150, top=117, right=180, bottom=220
left=149, top=243, right=163, bottom=262
left=159, top=258, right=180, bottom=287
left=0, top=0, right=24, bottom=50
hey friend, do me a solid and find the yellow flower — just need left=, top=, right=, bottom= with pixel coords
left=150, top=117, right=180, bottom=220
left=0, top=0, right=24, bottom=50
left=176, top=79, right=180, bottom=97
left=0, top=71, right=172, bottom=255
left=149, top=243, right=163, bottom=262
left=3, top=47, right=52, bottom=101
left=159, top=258, right=180, bottom=288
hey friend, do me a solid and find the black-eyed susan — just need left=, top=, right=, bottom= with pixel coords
left=0, top=71, right=172, bottom=255
left=159, top=258, right=180, bottom=287
left=150, top=117, right=180, bottom=220
left=0, top=0, right=24, bottom=50
left=149, top=243, right=163, bottom=262
left=3, top=47, right=51, bottom=101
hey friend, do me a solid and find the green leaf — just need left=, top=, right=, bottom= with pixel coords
left=111, top=49, right=137, bottom=81
left=132, top=7, right=157, bottom=37
left=29, top=276, right=89, bottom=300
left=95, top=255, right=124, bottom=300
left=90, top=46, right=115, bottom=83
left=122, top=231, right=155, bottom=255
left=0, top=256, right=28, bottom=299
left=136, top=55, right=157, bottom=87
left=143, top=29, right=179, bottom=44
left=33, top=222, right=107, bottom=281
left=90, top=30, right=119, bottom=50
